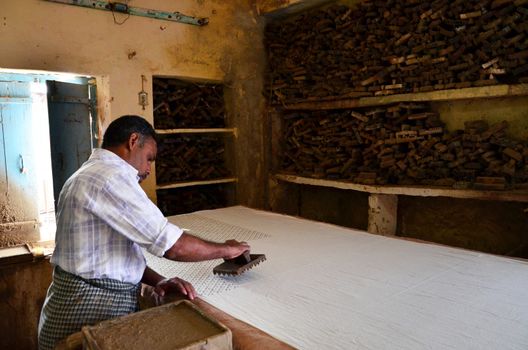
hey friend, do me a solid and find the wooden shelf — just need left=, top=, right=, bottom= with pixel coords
left=156, top=177, right=237, bottom=190
left=156, top=128, right=237, bottom=136
left=275, top=173, right=528, bottom=202
left=280, top=84, right=528, bottom=110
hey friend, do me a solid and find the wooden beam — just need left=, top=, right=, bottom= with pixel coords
left=256, top=0, right=336, bottom=16
left=156, top=177, right=237, bottom=190
left=368, top=194, right=398, bottom=235
left=275, top=174, right=528, bottom=202
left=155, top=128, right=237, bottom=137
left=282, top=84, right=528, bottom=110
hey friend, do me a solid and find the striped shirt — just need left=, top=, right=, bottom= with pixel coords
left=51, top=148, right=182, bottom=284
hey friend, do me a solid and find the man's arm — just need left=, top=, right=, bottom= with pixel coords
left=141, top=266, right=166, bottom=286
left=164, top=233, right=250, bottom=262
left=147, top=234, right=249, bottom=301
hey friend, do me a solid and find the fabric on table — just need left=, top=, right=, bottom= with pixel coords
left=146, top=206, right=528, bottom=350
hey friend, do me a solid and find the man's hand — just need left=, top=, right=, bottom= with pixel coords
left=154, top=277, right=197, bottom=300
left=224, top=239, right=250, bottom=260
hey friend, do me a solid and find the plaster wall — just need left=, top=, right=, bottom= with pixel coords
left=0, top=3, right=267, bottom=347
left=0, top=0, right=267, bottom=207
left=433, top=97, right=528, bottom=140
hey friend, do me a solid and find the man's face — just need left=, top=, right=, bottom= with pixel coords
left=129, top=136, right=157, bottom=183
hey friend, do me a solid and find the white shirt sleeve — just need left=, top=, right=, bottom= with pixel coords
left=87, top=171, right=183, bottom=257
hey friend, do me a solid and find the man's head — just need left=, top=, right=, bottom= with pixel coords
left=102, top=115, right=157, bottom=182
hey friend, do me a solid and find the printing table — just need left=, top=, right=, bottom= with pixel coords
left=145, top=206, right=528, bottom=350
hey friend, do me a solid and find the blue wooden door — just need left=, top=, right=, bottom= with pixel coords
left=47, top=80, right=96, bottom=202
left=0, top=79, right=40, bottom=243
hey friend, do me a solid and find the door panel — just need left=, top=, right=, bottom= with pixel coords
left=0, top=80, right=40, bottom=243
left=47, top=81, right=94, bottom=202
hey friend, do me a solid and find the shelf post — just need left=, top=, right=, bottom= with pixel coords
left=368, top=194, right=398, bottom=235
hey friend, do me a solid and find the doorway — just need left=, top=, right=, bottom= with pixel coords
left=0, top=69, right=97, bottom=245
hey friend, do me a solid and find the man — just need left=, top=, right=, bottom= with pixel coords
left=38, top=115, right=249, bottom=350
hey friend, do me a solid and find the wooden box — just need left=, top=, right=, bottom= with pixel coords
left=82, top=300, right=232, bottom=350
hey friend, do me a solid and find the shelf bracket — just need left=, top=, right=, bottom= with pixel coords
left=42, top=0, right=209, bottom=26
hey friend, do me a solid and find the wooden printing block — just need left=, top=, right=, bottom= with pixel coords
left=474, top=176, right=507, bottom=190
left=503, top=147, right=523, bottom=162
left=213, top=252, right=267, bottom=276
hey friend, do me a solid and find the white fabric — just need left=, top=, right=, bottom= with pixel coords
left=144, top=214, right=270, bottom=296
left=51, top=148, right=182, bottom=284
left=158, top=206, right=528, bottom=350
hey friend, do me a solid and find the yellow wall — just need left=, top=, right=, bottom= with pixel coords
left=0, top=0, right=264, bottom=201
left=433, top=97, right=528, bottom=140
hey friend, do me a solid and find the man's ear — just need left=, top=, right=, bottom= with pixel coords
left=128, top=133, right=141, bottom=151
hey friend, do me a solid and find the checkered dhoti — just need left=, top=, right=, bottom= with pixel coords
left=38, top=266, right=140, bottom=350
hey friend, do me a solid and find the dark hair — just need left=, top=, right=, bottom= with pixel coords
left=102, top=115, right=156, bottom=148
